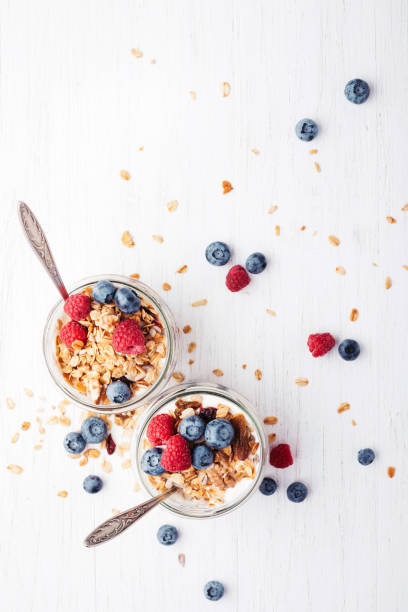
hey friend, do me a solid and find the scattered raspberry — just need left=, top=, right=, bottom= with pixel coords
left=307, top=333, right=335, bottom=357
left=147, top=414, right=175, bottom=446
left=59, top=321, right=88, bottom=349
left=269, top=443, right=293, bottom=468
left=63, top=293, right=91, bottom=321
left=160, top=434, right=191, bottom=472
left=225, top=265, right=250, bottom=292
left=106, top=434, right=116, bottom=455
left=112, top=319, right=146, bottom=355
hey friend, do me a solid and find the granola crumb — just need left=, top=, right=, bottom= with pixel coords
left=386, top=216, right=397, bottom=224
left=266, top=309, right=276, bottom=316
left=178, top=553, right=186, bottom=567
left=372, top=263, right=378, bottom=267
left=7, top=464, right=23, bottom=474
left=242, top=364, right=247, bottom=370
left=101, top=460, right=112, bottom=474
left=402, top=265, right=408, bottom=271
left=34, top=444, right=43, bottom=450
left=401, top=203, right=408, bottom=211
left=188, top=342, right=196, bottom=353
left=130, top=273, right=140, bottom=279
left=24, top=388, right=34, bottom=398
left=120, top=170, right=131, bottom=181
left=11, top=433, right=19, bottom=444
left=337, top=402, right=350, bottom=414
left=138, top=146, right=144, bottom=151
left=192, top=299, right=207, bottom=307
left=336, top=266, right=346, bottom=275
left=6, top=398, right=15, bottom=410
left=57, top=490, right=68, bottom=498
left=131, top=48, right=143, bottom=58
left=172, top=372, right=185, bottom=383
left=59, top=416, right=71, bottom=426
left=275, top=225, right=280, bottom=236
left=295, top=377, right=309, bottom=387
left=251, top=148, right=260, bottom=155
left=212, top=369, right=224, bottom=377
left=328, top=235, right=340, bottom=246
left=177, top=265, right=188, bottom=274
left=268, top=433, right=276, bottom=444
left=21, top=422, right=30, bottom=431
left=183, top=325, right=192, bottom=334
left=350, top=308, right=359, bottom=322
left=112, top=508, right=121, bottom=515
left=300, top=225, right=306, bottom=231
left=133, top=481, right=140, bottom=492
left=162, top=283, right=172, bottom=291
left=385, top=276, right=392, bottom=289
left=167, top=200, right=179, bottom=212
left=152, top=235, right=164, bottom=244
left=150, top=59, right=156, bottom=64
left=122, top=458, right=131, bottom=469
left=387, top=466, right=396, bottom=478
left=309, top=149, right=318, bottom=155
left=221, top=82, right=231, bottom=97
left=263, top=416, right=278, bottom=425
left=351, top=420, right=357, bottom=426
left=188, top=91, right=196, bottom=100
left=254, top=369, right=262, bottom=381
left=222, top=180, right=233, bottom=194
left=314, top=162, right=321, bottom=173
left=268, top=205, right=278, bottom=215
left=121, top=231, right=134, bottom=248
left=188, top=359, right=194, bottom=365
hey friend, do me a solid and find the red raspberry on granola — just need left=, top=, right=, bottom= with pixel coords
left=147, top=414, right=175, bottom=446
left=160, top=434, right=191, bottom=472
left=63, top=293, right=91, bottom=321
left=59, top=321, right=88, bottom=349
left=112, top=319, right=146, bottom=355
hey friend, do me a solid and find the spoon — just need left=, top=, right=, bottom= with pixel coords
left=18, top=201, right=69, bottom=300
left=84, top=486, right=177, bottom=547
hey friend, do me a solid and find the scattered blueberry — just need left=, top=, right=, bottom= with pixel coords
left=338, top=339, right=360, bottom=361
left=295, top=118, right=318, bottom=142
left=259, top=477, right=277, bottom=496
left=81, top=416, right=108, bottom=444
left=204, top=581, right=224, bottom=602
left=205, top=418, right=234, bottom=450
left=63, top=431, right=86, bottom=454
left=83, top=474, right=103, bottom=494
left=179, top=415, right=205, bottom=441
left=92, top=280, right=116, bottom=304
left=245, top=252, right=267, bottom=274
left=157, top=524, right=178, bottom=546
left=345, top=79, right=370, bottom=104
left=287, top=482, right=308, bottom=503
left=205, top=241, right=231, bottom=266
left=141, top=447, right=165, bottom=476
left=114, top=287, right=141, bottom=314
left=192, top=444, right=214, bottom=470
left=358, top=448, right=375, bottom=466
left=106, top=381, right=131, bottom=404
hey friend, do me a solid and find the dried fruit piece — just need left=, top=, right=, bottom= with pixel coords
left=121, top=231, right=134, bottom=248
left=230, top=414, right=251, bottom=461
left=222, top=180, right=233, bottom=194
left=387, top=466, right=396, bottom=478
left=106, top=434, right=116, bottom=455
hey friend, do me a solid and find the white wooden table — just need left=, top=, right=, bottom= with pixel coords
left=1, top=1, right=407, bottom=611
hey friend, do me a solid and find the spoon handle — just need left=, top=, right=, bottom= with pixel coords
left=18, top=201, right=69, bottom=300
left=83, top=487, right=177, bottom=547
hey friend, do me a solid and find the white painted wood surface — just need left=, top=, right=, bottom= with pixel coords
left=1, top=1, right=407, bottom=610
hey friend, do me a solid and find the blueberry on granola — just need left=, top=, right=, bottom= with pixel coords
left=114, top=287, right=141, bottom=314
left=83, top=474, right=103, bottom=494
left=287, top=481, right=308, bottom=503
left=141, top=447, right=165, bottom=476
left=338, top=339, right=360, bottom=361
left=205, top=241, right=231, bottom=266
left=259, top=477, right=277, bottom=496
left=204, top=418, right=234, bottom=450
left=295, top=118, right=318, bottom=142
left=92, top=280, right=116, bottom=304
left=358, top=448, right=375, bottom=466
left=204, top=581, right=224, bottom=601
left=245, top=252, right=267, bottom=274
left=63, top=431, right=86, bottom=454
left=157, top=524, right=178, bottom=546
left=179, top=415, right=205, bottom=442
left=192, top=444, right=214, bottom=470
left=81, top=416, right=108, bottom=444
left=106, top=380, right=131, bottom=404
left=345, top=78, right=370, bottom=104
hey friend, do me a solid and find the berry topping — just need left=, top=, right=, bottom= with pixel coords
left=83, top=475, right=103, bottom=494
left=160, top=434, right=192, bottom=472
left=157, top=524, right=178, bottom=546
left=358, top=448, right=375, bottom=466
left=179, top=415, right=205, bottom=442
left=225, top=265, right=250, bottom=292
left=205, top=241, right=231, bottom=266
left=63, top=431, right=86, bottom=454
left=141, top=447, right=165, bottom=476
left=81, top=416, right=108, bottom=444
left=204, top=418, right=234, bottom=450
left=287, top=481, right=308, bottom=503
left=338, top=338, right=360, bottom=361
left=92, top=280, right=116, bottom=304
left=307, top=333, right=336, bottom=357
left=106, top=381, right=131, bottom=404
left=63, top=293, right=91, bottom=321
left=269, top=443, right=293, bottom=468
left=106, top=433, right=116, bottom=455
left=59, top=320, right=88, bottom=349
left=295, top=118, right=318, bottom=141
left=245, top=252, right=267, bottom=274
left=146, top=413, right=175, bottom=446
left=345, top=78, right=370, bottom=104
left=112, top=319, right=146, bottom=355
left=114, top=287, right=141, bottom=314
left=259, top=477, right=277, bottom=496
left=204, top=581, right=224, bottom=602
left=199, top=407, right=217, bottom=422
left=192, top=444, right=214, bottom=470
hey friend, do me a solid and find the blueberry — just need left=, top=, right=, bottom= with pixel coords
left=179, top=415, right=205, bottom=441
left=295, top=118, right=318, bottom=142
left=358, top=448, right=375, bottom=466
left=205, top=241, right=231, bottom=266
left=192, top=444, right=214, bottom=470
left=157, top=524, right=178, bottom=546
left=204, top=581, right=224, bottom=602
left=287, top=482, right=308, bottom=503
left=141, top=447, right=165, bottom=476
left=114, top=287, right=141, bottom=314
left=106, top=381, right=131, bottom=404
left=345, top=79, right=370, bottom=104
left=92, top=280, right=116, bottom=304
left=259, top=477, right=277, bottom=496
left=204, top=418, right=234, bottom=450
left=245, top=252, right=267, bottom=274
left=338, top=339, right=360, bottom=361
left=63, top=431, right=86, bottom=454
left=81, top=416, right=108, bottom=444
left=83, top=474, right=103, bottom=494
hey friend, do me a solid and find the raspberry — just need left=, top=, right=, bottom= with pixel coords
left=59, top=321, right=88, bottom=349
left=146, top=414, right=175, bottom=446
left=307, top=333, right=335, bottom=357
left=160, top=434, right=191, bottom=472
left=269, top=443, right=293, bottom=468
left=112, top=319, right=146, bottom=355
left=63, top=293, right=91, bottom=321
left=225, top=265, right=250, bottom=292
